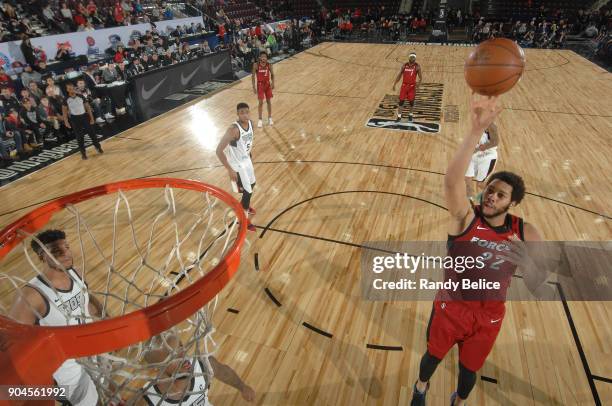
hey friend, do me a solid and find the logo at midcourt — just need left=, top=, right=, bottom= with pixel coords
left=0, top=135, right=100, bottom=183
left=366, top=83, right=444, bottom=133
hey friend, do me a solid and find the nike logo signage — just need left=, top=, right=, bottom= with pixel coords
left=141, top=77, right=167, bottom=100
left=211, top=59, right=226, bottom=75
left=180, top=66, right=200, bottom=86
left=491, top=318, right=502, bottom=324
left=476, top=225, right=488, bottom=230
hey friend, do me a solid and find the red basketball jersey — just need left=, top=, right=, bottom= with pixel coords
left=439, top=205, right=525, bottom=312
left=256, top=62, right=270, bottom=84
left=402, top=63, right=419, bottom=85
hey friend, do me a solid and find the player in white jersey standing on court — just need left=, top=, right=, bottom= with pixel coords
left=465, top=122, right=499, bottom=200
left=216, top=102, right=257, bottom=232
left=139, top=333, right=255, bottom=405
left=9, top=229, right=104, bottom=405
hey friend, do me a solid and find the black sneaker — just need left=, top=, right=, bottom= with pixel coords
left=450, top=392, right=464, bottom=406
left=81, top=153, right=88, bottom=160
left=410, top=381, right=430, bottom=406
left=96, top=146, right=104, bottom=154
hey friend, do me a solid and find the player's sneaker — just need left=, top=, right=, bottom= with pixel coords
left=247, top=222, right=257, bottom=232
left=410, top=381, right=430, bottom=406
left=248, top=207, right=256, bottom=215
left=95, top=117, right=105, bottom=124
left=268, top=117, right=274, bottom=125
left=96, top=146, right=104, bottom=154
left=257, top=119, right=263, bottom=128
left=450, top=392, right=465, bottom=406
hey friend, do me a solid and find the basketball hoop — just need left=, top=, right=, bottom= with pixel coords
left=0, top=178, right=247, bottom=405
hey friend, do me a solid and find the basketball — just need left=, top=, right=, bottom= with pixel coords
left=464, top=38, right=526, bottom=96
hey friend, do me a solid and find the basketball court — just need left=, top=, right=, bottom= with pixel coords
left=0, top=42, right=610, bottom=405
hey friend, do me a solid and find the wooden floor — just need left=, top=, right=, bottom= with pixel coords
left=1, top=43, right=611, bottom=405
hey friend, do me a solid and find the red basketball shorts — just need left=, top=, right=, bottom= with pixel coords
left=399, top=83, right=416, bottom=102
left=427, top=300, right=505, bottom=372
left=257, top=82, right=273, bottom=100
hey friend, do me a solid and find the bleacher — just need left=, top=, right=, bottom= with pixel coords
left=221, top=0, right=260, bottom=21
left=484, top=0, right=597, bottom=21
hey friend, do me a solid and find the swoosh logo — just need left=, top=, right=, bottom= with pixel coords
left=180, top=66, right=200, bottom=86
left=476, top=225, right=488, bottom=230
left=141, top=77, right=167, bottom=100
left=491, top=318, right=502, bottom=324
left=211, top=59, right=226, bottom=74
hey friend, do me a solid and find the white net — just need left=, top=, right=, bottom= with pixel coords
left=0, top=182, right=247, bottom=405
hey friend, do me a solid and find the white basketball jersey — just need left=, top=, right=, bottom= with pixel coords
left=224, top=120, right=253, bottom=170
left=28, top=269, right=92, bottom=383
left=475, top=130, right=498, bottom=157
left=143, top=359, right=211, bottom=406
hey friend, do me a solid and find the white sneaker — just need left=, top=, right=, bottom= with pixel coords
left=257, top=119, right=263, bottom=128
left=95, top=117, right=105, bottom=124
left=268, top=118, right=273, bottom=125
left=104, top=113, right=115, bottom=119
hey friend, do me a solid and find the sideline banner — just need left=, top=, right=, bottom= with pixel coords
left=0, top=17, right=204, bottom=71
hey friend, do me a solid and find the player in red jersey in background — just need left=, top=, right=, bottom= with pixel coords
left=410, top=95, right=548, bottom=406
left=393, top=52, right=422, bottom=121
left=252, top=52, right=275, bottom=128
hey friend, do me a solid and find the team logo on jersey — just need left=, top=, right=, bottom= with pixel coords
left=366, top=83, right=444, bottom=133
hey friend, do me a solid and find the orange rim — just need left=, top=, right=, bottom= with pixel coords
left=0, top=178, right=247, bottom=386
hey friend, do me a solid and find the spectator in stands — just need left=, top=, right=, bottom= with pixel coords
left=45, top=77, right=63, bottom=98
left=201, top=41, right=212, bottom=54
left=55, top=44, right=73, bottom=61
left=520, top=29, right=535, bottom=47
left=42, top=4, right=57, bottom=25
left=266, top=32, right=279, bottom=55
left=140, top=53, right=151, bottom=70
left=114, top=46, right=127, bottom=64
left=114, top=2, right=125, bottom=25
left=20, top=36, right=38, bottom=67
left=149, top=53, right=162, bottom=69
left=45, top=85, right=65, bottom=117
left=128, top=58, right=145, bottom=76
left=121, top=0, right=132, bottom=15
left=0, top=68, right=14, bottom=93
left=20, top=88, right=38, bottom=107
left=0, top=87, right=20, bottom=113
left=163, top=5, right=174, bottom=20
left=74, top=12, right=87, bottom=30
left=87, top=0, right=97, bottom=17
left=6, top=108, right=40, bottom=150
left=20, top=98, right=45, bottom=146
left=133, top=0, right=143, bottom=16
left=116, top=61, right=129, bottom=79
left=83, top=21, right=95, bottom=32
left=38, top=96, right=62, bottom=137
left=28, top=81, right=44, bottom=101
left=60, top=3, right=75, bottom=30
left=0, top=113, right=25, bottom=161
left=102, top=63, right=119, bottom=83
left=158, top=51, right=170, bottom=66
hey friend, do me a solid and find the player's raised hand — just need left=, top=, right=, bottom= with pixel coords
left=469, top=93, right=502, bottom=136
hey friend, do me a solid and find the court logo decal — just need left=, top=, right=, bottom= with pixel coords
left=366, top=83, right=444, bottom=133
